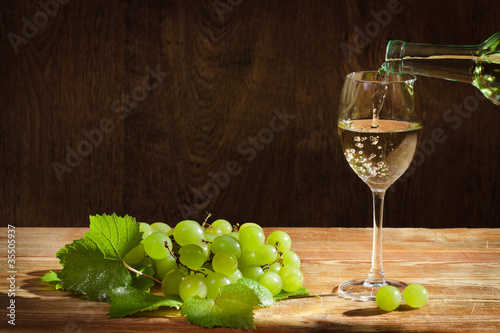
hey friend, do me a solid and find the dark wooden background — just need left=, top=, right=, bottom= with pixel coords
left=1, top=0, right=499, bottom=228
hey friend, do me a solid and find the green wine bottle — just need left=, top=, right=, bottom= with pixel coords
left=383, top=32, right=500, bottom=105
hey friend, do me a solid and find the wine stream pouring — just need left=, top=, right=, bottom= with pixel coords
left=381, top=32, right=500, bottom=106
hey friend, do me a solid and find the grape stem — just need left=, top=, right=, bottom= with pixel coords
left=166, top=243, right=177, bottom=260
left=122, top=260, right=162, bottom=285
left=263, top=246, right=284, bottom=271
left=201, top=212, right=212, bottom=228
left=176, top=260, right=209, bottom=277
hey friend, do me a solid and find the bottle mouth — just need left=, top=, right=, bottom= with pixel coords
left=385, top=40, right=405, bottom=61
left=383, top=40, right=406, bottom=74
left=380, top=60, right=404, bottom=75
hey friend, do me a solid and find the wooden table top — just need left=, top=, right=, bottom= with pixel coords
left=1, top=227, right=499, bottom=332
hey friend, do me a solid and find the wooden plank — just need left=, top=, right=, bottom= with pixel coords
left=1, top=227, right=499, bottom=332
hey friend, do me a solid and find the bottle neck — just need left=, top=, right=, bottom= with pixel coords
left=384, top=40, right=480, bottom=84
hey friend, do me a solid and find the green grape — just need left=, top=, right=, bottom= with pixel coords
left=139, top=255, right=154, bottom=269
left=241, top=265, right=264, bottom=281
left=204, top=233, right=218, bottom=242
left=239, top=222, right=263, bottom=231
left=282, top=250, right=301, bottom=268
left=266, top=230, right=292, bottom=251
left=179, top=274, right=207, bottom=301
left=228, top=269, right=243, bottom=283
left=202, top=262, right=213, bottom=272
left=173, top=220, right=204, bottom=246
left=123, top=243, right=146, bottom=265
left=151, top=222, right=173, bottom=236
left=239, top=226, right=265, bottom=251
left=205, top=225, right=223, bottom=237
left=227, top=231, right=240, bottom=240
left=198, top=267, right=213, bottom=276
left=211, top=235, right=242, bottom=258
left=143, top=232, right=173, bottom=260
left=238, top=250, right=258, bottom=269
left=269, top=262, right=282, bottom=273
left=194, top=241, right=211, bottom=261
left=161, top=269, right=187, bottom=296
left=212, top=252, right=238, bottom=276
left=278, top=266, right=303, bottom=292
left=259, top=271, right=283, bottom=296
left=376, top=285, right=402, bottom=311
left=204, top=272, right=232, bottom=299
left=139, top=222, right=155, bottom=240
left=179, top=244, right=207, bottom=270
left=403, top=284, right=428, bottom=308
left=153, top=255, right=178, bottom=280
left=178, top=264, right=189, bottom=275
left=255, top=244, right=279, bottom=266
left=212, top=219, right=233, bottom=235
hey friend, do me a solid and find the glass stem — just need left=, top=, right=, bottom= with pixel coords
left=365, top=190, right=387, bottom=286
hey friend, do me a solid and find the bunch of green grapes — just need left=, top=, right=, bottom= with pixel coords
left=123, top=218, right=304, bottom=301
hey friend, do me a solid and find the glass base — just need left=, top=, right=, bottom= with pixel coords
left=338, top=278, right=407, bottom=301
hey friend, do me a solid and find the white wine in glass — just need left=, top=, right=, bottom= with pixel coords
left=337, top=71, right=422, bottom=301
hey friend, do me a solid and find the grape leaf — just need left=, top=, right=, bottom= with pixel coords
left=39, top=270, right=65, bottom=290
left=107, top=287, right=182, bottom=318
left=130, top=266, right=156, bottom=292
left=236, top=278, right=274, bottom=307
left=85, top=213, right=141, bottom=259
left=274, top=287, right=312, bottom=301
left=55, top=213, right=142, bottom=301
left=180, top=282, right=261, bottom=329
left=39, top=270, right=60, bottom=284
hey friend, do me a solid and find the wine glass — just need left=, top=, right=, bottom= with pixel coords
left=337, top=71, right=422, bottom=301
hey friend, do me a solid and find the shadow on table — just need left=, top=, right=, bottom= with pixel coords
left=22, top=269, right=80, bottom=297
left=343, top=304, right=418, bottom=317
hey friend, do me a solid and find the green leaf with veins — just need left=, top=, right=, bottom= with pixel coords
left=39, top=270, right=60, bottom=284
left=274, top=287, right=312, bottom=301
left=236, top=278, right=274, bottom=307
left=55, top=213, right=142, bottom=301
left=38, top=270, right=64, bottom=290
left=85, top=213, right=141, bottom=259
left=180, top=282, right=261, bottom=329
left=130, top=266, right=156, bottom=292
left=107, top=287, right=182, bottom=318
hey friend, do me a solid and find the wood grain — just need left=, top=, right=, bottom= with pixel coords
left=1, top=227, right=499, bottom=332
left=0, top=0, right=499, bottom=228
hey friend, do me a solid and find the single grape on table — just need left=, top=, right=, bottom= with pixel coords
left=376, top=285, right=402, bottom=311
left=403, top=283, right=428, bottom=308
